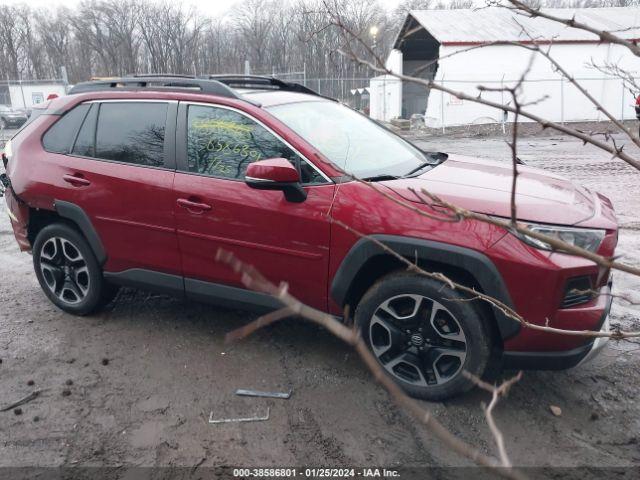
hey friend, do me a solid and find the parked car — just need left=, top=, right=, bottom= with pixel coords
left=0, top=104, right=29, bottom=129
left=2, top=75, right=616, bottom=400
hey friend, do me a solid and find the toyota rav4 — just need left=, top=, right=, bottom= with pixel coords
left=1, top=75, right=616, bottom=400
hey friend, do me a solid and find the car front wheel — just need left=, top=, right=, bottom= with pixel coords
left=355, top=273, right=493, bottom=401
left=33, top=223, right=117, bottom=315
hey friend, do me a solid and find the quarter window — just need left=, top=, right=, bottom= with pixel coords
left=43, top=103, right=90, bottom=154
left=95, top=103, right=168, bottom=167
left=186, top=104, right=326, bottom=183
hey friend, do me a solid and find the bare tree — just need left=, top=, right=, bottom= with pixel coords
left=35, top=8, right=72, bottom=80
left=0, top=5, right=27, bottom=79
left=232, top=0, right=278, bottom=73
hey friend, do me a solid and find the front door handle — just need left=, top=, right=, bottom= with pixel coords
left=63, top=174, right=91, bottom=187
left=177, top=198, right=212, bottom=213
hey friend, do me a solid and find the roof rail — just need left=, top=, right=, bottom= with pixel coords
left=126, top=73, right=197, bottom=79
left=68, top=76, right=241, bottom=100
left=206, top=75, right=325, bottom=98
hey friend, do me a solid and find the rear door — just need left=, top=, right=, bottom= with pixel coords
left=173, top=102, right=335, bottom=310
left=53, top=100, right=181, bottom=279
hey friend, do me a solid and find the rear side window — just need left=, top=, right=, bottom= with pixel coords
left=95, top=103, right=167, bottom=167
left=42, top=104, right=90, bottom=153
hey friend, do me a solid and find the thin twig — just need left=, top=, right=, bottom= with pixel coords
left=464, top=371, right=523, bottom=468
left=225, top=307, right=294, bottom=343
left=1, top=390, right=41, bottom=412
left=505, top=0, right=640, bottom=57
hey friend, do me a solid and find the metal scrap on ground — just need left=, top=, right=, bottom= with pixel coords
left=208, top=407, right=271, bottom=424
left=235, top=388, right=292, bottom=399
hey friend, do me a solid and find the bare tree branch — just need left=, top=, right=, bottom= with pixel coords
left=504, top=0, right=640, bottom=57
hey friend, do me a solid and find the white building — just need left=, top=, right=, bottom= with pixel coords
left=0, top=80, right=67, bottom=110
left=369, top=7, right=640, bottom=127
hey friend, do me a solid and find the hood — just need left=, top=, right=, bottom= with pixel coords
left=384, top=154, right=604, bottom=226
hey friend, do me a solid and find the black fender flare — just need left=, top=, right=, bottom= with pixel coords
left=54, top=200, right=107, bottom=265
left=330, top=235, right=520, bottom=340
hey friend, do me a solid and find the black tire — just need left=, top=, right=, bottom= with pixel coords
left=355, top=272, right=493, bottom=401
left=32, top=223, right=113, bottom=315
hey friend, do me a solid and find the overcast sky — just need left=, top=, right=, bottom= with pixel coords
left=1, top=0, right=406, bottom=17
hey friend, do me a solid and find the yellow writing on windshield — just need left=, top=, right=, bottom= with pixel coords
left=192, top=119, right=254, bottom=135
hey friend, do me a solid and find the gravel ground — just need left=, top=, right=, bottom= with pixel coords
left=1, top=127, right=639, bottom=476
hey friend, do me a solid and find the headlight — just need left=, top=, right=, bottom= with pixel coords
left=515, top=222, right=605, bottom=253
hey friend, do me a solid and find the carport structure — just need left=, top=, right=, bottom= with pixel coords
left=369, top=7, right=640, bottom=127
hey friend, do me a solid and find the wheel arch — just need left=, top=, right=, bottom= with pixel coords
left=330, top=235, right=519, bottom=341
left=27, top=201, right=107, bottom=266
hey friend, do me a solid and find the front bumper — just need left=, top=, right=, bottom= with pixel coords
left=502, top=281, right=613, bottom=370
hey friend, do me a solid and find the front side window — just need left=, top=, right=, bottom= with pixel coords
left=186, top=104, right=325, bottom=183
left=94, top=102, right=167, bottom=167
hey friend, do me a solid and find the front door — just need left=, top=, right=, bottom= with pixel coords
left=173, top=102, right=334, bottom=310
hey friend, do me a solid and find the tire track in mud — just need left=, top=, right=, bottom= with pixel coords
left=269, top=328, right=353, bottom=466
left=271, top=322, right=440, bottom=468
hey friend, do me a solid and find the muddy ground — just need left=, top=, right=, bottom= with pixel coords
left=1, top=127, right=639, bottom=477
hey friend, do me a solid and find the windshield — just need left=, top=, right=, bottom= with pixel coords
left=267, top=101, right=431, bottom=179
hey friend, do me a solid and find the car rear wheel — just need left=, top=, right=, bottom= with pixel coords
left=33, top=223, right=117, bottom=315
left=355, top=273, right=493, bottom=401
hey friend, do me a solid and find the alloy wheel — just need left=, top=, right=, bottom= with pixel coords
left=39, top=237, right=90, bottom=305
left=369, top=294, right=467, bottom=387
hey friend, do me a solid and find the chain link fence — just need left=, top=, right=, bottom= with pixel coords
left=257, top=71, right=371, bottom=109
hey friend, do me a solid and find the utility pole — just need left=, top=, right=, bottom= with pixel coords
left=61, top=66, right=69, bottom=93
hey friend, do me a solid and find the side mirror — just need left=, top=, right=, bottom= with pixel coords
left=245, top=158, right=307, bottom=203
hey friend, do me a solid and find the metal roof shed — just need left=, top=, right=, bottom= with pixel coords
left=371, top=7, right=640, bottom=127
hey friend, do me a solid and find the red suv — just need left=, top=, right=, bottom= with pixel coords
left=2, top=76, right=616, bottom=400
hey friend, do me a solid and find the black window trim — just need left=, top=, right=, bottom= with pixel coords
left=59, top=99, right=178, bottom=171
left=70, top=103, right=93, bottom=154
left=66, top=102, right=98, bottom=158
left=176, top=100, right=333, bottom=185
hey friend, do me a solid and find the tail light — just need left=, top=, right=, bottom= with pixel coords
left=2, top=139, right=12, bottom=168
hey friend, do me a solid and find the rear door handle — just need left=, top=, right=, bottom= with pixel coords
left=177, top=198, right=212, bottom=212
left=63, top=174, right=91, bottom=187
